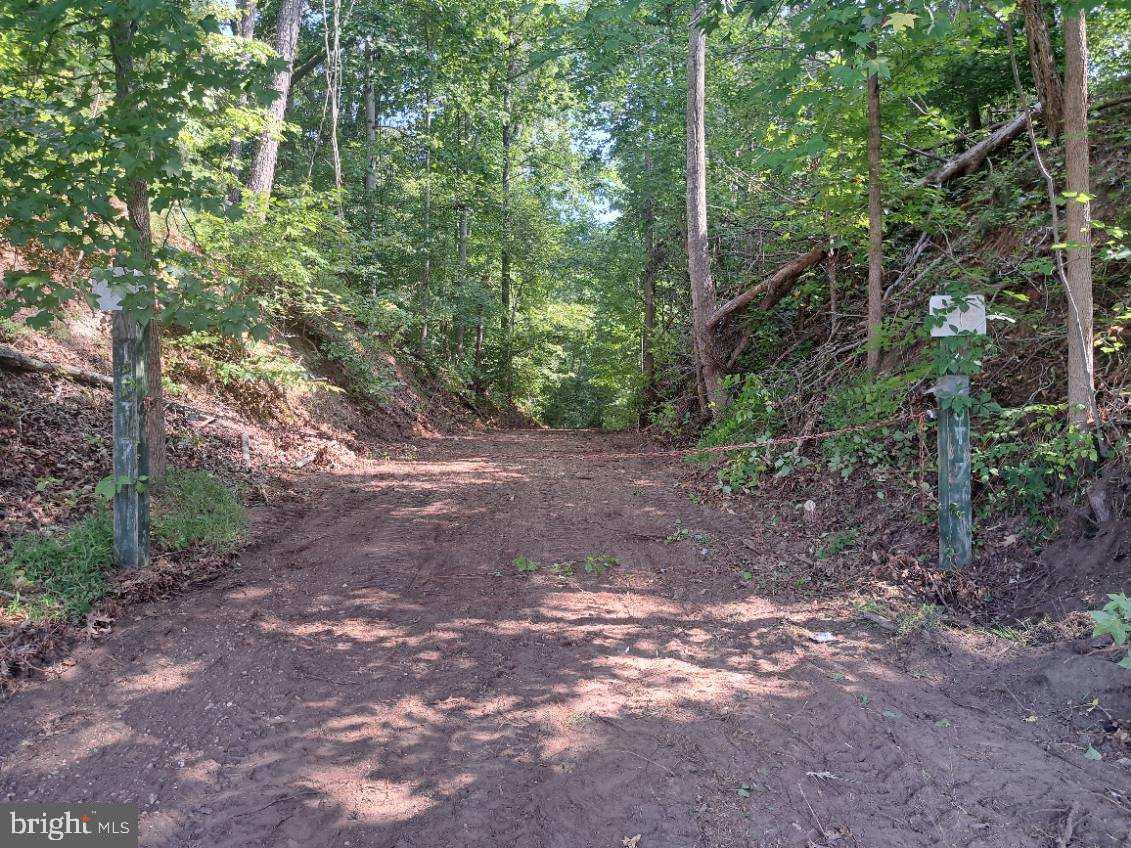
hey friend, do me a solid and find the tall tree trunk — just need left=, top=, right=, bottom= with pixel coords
left=865, top=70, right=884, bottom=372
left=640, top=150, right=658, bottom=428
left=364, top=47, right=380, bottom=298
left=497, top=27, right=517, bottom=404
left=109, top=17, right=165, bottom=483
left=226, top=0, right=258, bottom=203
left=417, top=44, right=433, bottom=358
left=1063, top=12, right=1094, bottom=427
left=246, top=0, right=305, bottom=200
left=473, top=306, right=486, bottom=398
left=685, top=2, right=725, bottom=414
left=364, top=52, right=378, bottom=197
left=322, top=0, right=343, bottom=210
left=454, top=204, right=470, bottom=356
left=827, top=235, right=838, bottom=337
left=1020, top=0, right=1064, bottom=138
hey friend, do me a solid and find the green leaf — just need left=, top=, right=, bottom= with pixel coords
left=1091, top=610, right=1129, bottom=646
left=886, top=12, right=918, bottom=34
left=94, top=475, right=118, bottom=503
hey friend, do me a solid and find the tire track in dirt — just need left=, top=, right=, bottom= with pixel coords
left=0, top=430, right=1127, bottom=847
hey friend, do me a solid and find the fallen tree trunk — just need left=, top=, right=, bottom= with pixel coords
left=921, top=102, right=1043, bottom=186
left=709, top=102, right=1045, bottom=335
left=707, top=244, right=825, bottom=333
left=0, top=345, right=113, bottom=388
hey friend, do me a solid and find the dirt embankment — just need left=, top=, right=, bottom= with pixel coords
left=0, top=430, right=1127, bottom=848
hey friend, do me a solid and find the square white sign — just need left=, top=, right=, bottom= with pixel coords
left=929, top=294, right=986, bottom=337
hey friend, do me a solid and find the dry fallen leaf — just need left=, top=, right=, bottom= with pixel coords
left=623, top=835, right=641, bottom=848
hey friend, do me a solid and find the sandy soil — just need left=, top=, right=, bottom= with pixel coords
left=1, top=430, right=1128, bottom=847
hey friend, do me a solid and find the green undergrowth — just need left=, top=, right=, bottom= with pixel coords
left=2, top=469, right=247, bottom=624
left=692, top=366, right=1111, bottom=533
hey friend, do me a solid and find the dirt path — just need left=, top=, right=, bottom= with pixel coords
left=1, top=430, right=1128, bottom=847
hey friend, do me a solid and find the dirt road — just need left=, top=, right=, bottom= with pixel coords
left=1, top=430, right=1127, bottom=847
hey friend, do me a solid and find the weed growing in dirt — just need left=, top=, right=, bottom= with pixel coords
left=815, top=529, right=859, bottom=560
left=896, top=604, right=944, bottom=637
left=514, top=554, right=617, bottom=578
left=583, top=554, right=617, bottom=575
left=514, top=555, right=540, bottom=574
left=664, top=520, right=711, bottom=548
left=548, top=561, right=575, bottom=577
left=2, top=470, right=247, bottom=623
left=1091, top=593, right=1131, bottom=669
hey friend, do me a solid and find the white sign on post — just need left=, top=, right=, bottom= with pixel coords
left=91, top=268, right=143, bottom=313
left=929, top=294, right=986, bottom=337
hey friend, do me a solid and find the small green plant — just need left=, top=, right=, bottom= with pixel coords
left=513, top=555, right=540, bottom=574
left=583, top=554, right=617, bottom=575
left=548, top=561, right=575, bottom=578
left=1091, top=594, right=1131, bottom=670
left=815, top=529, right=859, bottom=560
left=665, top=520, right=690, bottom=544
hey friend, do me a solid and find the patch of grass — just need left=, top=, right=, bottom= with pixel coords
left=2, top=469, right=247, bottom=624
left=151, top=469, right=247, bottom=554
left=3, top=514, right=114, bottom=622
left=896, top=603, right=944, bottom=637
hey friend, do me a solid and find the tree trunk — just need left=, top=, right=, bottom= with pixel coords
left=497, top=26, right=517, bottom=404
left=1063, top=12, right=1094, bottom=427
left=1020, top=0, right=1064, bottom=138
left=473, top=306, right=486, bottom=398
left=640, top=151, right=658, bottom=427
left=417, top=43, right=434, bottom=358
left=246, top=0, right=305, bottom=200
left=226, top=0, right=258, bottom=203
left=922, top=102, right=1044, bottom=185
left=827, top=235, right=838, bottom=336
left=685, top=2, right=725, bottom=414
left=109, top=16, right=165, bottom=483
left=322, top=0, right=343, bottom=209
left=364, top=53, right=378, bottom=196
left=865, top=70, right=884, bottom=372
left=454, top=204, right=470, bottom=356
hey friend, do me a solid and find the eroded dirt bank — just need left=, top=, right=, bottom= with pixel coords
left=1, top=430, right=1127, bottom=847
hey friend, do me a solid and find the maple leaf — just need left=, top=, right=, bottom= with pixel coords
left=886, top=12, right=918, bottom=34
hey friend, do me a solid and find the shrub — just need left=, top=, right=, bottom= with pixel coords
left=696, top=374, right=780, bottom=492
left=972, top=404, right=1098, bottom=518
left=821, top=372, right=920, bottom=476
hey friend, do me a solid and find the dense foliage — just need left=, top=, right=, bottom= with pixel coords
left=1, top=0, right=1127, bottom=447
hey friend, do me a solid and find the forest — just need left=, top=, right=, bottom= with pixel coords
left=0, top=0, right=1130, bottom=845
